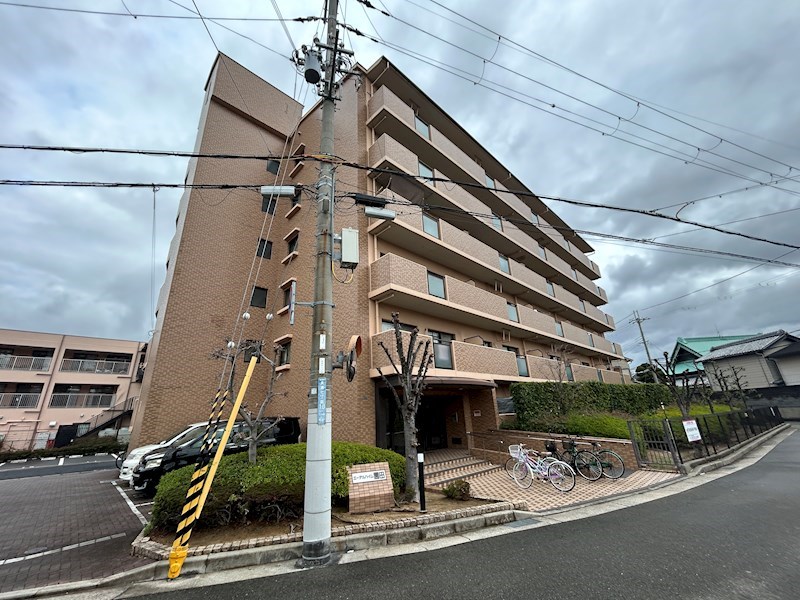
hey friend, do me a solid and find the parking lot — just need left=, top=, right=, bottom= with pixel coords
left=0, top=461, right=154, bottom=593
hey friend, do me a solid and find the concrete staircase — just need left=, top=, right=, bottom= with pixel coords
left=423, top=452, right=502, bottom=489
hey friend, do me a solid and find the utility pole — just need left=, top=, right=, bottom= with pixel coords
left=630, top=310, right=655, bottom=380
left=300, top=0, right=347, bottom=567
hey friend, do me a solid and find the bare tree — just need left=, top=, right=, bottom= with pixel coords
left=653, top=351, right=700, bottom=418
left=376, top=312, right=434, bottom=500
left=212, top=340, right=286, bottom=464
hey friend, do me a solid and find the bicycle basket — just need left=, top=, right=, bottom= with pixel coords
left=508, top=444, right=522, bottom=458
left=545, top=440, right=557, bottom=453
left=562, top=439, right=576, bottom=450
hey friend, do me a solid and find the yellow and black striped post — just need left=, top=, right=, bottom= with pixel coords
left=167, top=355, right=259, bottom=579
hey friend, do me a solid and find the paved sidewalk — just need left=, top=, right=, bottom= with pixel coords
left=468, top=468, right=679, bottom=510
left=0, top=469, right=152, bottom=593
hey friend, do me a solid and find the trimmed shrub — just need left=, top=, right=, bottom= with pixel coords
left=564, top=413, right=631, bottom=440
left=442, top=479, right=470, bottom=501
left=0, top=436, right=125, bottom=462
left=149, top=441, right=405, bottom=532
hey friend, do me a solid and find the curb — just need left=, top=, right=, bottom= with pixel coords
left=0, top=424, right=790, bottom=600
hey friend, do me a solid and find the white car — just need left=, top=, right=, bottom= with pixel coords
left=119, top=422, right=207, bottom=484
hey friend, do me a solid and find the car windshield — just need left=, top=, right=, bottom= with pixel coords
left=165, top=425, right=205, bottom=447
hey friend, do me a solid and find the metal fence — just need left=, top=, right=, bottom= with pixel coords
left=628, top=406, right=784, bottom=471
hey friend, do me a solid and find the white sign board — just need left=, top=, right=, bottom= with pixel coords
left=682, top=419, right=702, bottom=442
left=351, top=470, right=387, bottom=484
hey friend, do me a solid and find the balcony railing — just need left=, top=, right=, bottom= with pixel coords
left=0, top=392, right=41, bottom=408
left=49, top=393, right=115, bottom=408
left=0, top=355, right=52, bottom=371
left=60, top=359, right=131, bottom=374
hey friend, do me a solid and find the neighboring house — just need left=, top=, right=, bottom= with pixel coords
left=129, top=53, right=628, bottom=455
left=0, top=329, right=147, bottom=450
left=668, top=334, right=758, bottom=385
left=698, top=330, right=800, bottom=419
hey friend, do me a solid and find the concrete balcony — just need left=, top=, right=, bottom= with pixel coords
left=0, top=355, right=52, bottom=372
left=49, top=393, right=115, bottom=408
left=60, top=358, right=131, bottom=375
left=367, top=86, right=601, bottom=281
left=0, top=392, right=40, bottom=408
left=369, top=253, right=622, bottom=359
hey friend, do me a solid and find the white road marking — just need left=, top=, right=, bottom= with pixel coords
left=9, top=459, right=27, bottom=464
left=40, top=457, right=57, bottom=461
left=112, top=481, right=148, bottom=525
left=0, top=462, right=4, bottom=468
left=58, top=457, right=65, bottom=466
left=0, top=533, right=126, bottom=566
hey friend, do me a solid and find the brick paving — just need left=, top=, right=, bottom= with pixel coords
left=466, top=467, right=680, bottom=511
left=0, top=469, right=152, bottom=594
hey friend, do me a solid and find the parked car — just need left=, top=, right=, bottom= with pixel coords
left=119, top=422, right=207, bottom=484
left=131, top=417, right=301, bottom=495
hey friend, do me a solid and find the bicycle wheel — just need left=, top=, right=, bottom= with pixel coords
left=574, top=450, right=602, bottom=481
left=597, top=450, right=625, bottom=479
left=547, top=461, right=575, bottom=492
left=560, top=449, right=575, bottom=468
left=115, top=452, right=125, bottom=469
left=505, top=456, right=519, bottom=478
left=512, top=461, right=533, bottom=489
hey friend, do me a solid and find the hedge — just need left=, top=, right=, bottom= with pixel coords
left=149, top=441, right=405, bottom=532
left=511, top=381, right=670, bottom=430
left=0, top=436, right=125, bottom=462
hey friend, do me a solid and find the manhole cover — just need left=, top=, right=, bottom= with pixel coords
left=24, top=547, right=48, bottom=554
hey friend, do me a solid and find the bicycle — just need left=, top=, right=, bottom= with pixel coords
left=114, top=451, right=126, bottom=470
left=547, top=439, right=602, bottom=481
left=589, top=441, right=625, bottom=479
left=507, top=443, right=575, bottom=492
left=504, top=443, right=557, bottom=478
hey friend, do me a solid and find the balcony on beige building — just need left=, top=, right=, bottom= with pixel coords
left=370, top=213, right=614, bottom=332
left=60, top=358, right=131, bottom=375
left=0, top=355, right=52, bottom=372
left=49, top=393, right=115, bottom=408
left=369, top=253, right=622, bottom=360
left=0, top=392, right=41, bottom=408
left=366, top=84, right=602, bottom=279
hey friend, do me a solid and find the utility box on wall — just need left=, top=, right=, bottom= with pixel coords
left=340, top=228, right=359, bottom=269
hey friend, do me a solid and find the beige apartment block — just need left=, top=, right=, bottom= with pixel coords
left=0, top=329, right=147, bottom=451
left=129, top=54, right=628, bottom=455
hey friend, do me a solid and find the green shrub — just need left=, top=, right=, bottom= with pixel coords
left=564, top=413, right=631, bottom=440
left=149, top=441, right=405, bottom=532
left=442, top=479, right=470, bottom=501
left=0, top=436, right=125, bottom=462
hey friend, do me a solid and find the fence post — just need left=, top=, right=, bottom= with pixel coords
left=662, top=419, right=682, bottom=467
left=717, top=414, right=730, bottom=449
left=627, top=421, right=644, bottom=468
left=728, top=413, right=740, bottom=444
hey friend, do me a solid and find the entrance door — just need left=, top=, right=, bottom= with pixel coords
left=417, top=396, right=448, bottom=451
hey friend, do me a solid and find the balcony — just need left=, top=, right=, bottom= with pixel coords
left=367, top=135, right=606, bottom=306
left=0, top=392, right=40, bottom=408
left=366, top=85, right=601, bottom=279
left=525, top=356, right=623, bottom=384
left=372, top=212, right=613, bottom=331
left=370, top=254, right=623, bottom=359
left=0, top=355, right=52, bottom=372
left=60, top=359, right=131, bottom=375
left=49, top=393, right=115, bottom=408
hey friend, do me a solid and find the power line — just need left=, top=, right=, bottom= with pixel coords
left=651, top=206, right=800, bottom=242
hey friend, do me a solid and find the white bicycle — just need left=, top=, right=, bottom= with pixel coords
left=507, top=443, right=576, bottom=492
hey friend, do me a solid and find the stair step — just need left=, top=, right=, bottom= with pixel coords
left=424, top=457, right=487, bottom=476
left=427, top=465, right=502, bottom=488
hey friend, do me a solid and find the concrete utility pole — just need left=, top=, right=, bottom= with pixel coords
left=630, top=310, right=656, bottom=379
left=302, top=0, right=342, bottom=567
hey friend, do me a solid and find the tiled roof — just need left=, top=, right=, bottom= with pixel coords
left=699, top=331, right=788, bottom=362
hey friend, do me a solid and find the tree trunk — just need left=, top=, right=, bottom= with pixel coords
left=248, top=439, right=257, bottom=464
left=403, top=418, right=418, bottom=501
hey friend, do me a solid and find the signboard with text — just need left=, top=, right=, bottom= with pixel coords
left=682, top=419, right=702, bottom=442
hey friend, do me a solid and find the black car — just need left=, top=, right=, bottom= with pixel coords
left=131, top=417, right=301, bottom=495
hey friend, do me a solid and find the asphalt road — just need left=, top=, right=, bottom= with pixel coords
left=0, top=455, right=118, bottom=480
left=136, top=430, right=800, bottom=600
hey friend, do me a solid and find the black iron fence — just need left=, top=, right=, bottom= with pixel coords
left=628, top=406, right=784, bottom=471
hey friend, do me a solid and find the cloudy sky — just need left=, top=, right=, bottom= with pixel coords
left=2, top=0, right=799, bottom=370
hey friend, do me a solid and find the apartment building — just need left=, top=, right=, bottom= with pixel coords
left=128, top=53, right=628, bottom=454
left=0, top=329, right=147, bottom=450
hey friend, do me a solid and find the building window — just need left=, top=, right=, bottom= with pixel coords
left=282, top=286, right=292, bottom=309
left=262, top=196, right=277, bottom=214
left=531, top=213, right=540, bottom=225
left=422, top=213, right=440, bottom=238
left=257, top=239, right=272, bottom=259
left=597, top=369, right=604, bottom=382
left=563, top=239, right=571, bottom=251
left=588, top=333, right=595, bottom=347
left=287, top=233, right=299, bottom=254
left=498, top=254, right=510, bottom=274
left=565, top=365, right=574, bottom=382
left=429, top=330, right=454, bottom=369
left=507, top=302, right=519, bottom=322
left=572, top=267, right=578, bottom=280
left=418, top=160, right=434, bottom=180
left=546, top=280, right=555, bottom=296
left=427, top=272, right=446, bottom=299
left=555, top=321, right=564, bottom=337
left=485, top=174, right=495, bottom=189
left=538, top=244, right=546, bottom=259
left=580, top=299, right=586, bottom=313
left=482, top=340, right=493, bottom=348
left=415, top=115, right=430, bottom=139
left=491, top=213, right=503, bottom=231
left=381, top=320, right=416, bottom=333
left=250, top=286, right=267, bottom=308
left=277, top=341, right=291, bottom=366
left=504, top=345, right=528, bottom=377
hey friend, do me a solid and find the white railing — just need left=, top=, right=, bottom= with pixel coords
left=0, top=393, right=41, bottom=408
left=0, top=355, right=52, bottom=371
left=60, top=359, right=131, bottom=374
left=49, top=393, right=115, bottom=408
